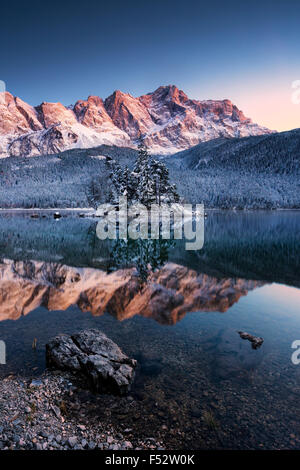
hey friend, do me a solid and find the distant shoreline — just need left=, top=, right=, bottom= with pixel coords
left=0, top=207, right=94, bottom=212
left=0, top=207, right=300, bottom=213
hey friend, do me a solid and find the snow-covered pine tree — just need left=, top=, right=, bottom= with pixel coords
left=133, top=141, right=156, bottom=208
left=169, top=182, right=180, bottom=203
left=150, top=158, right=180, bottom=204
left=122, top=165, right=136, bottom=201
left=105, top=157, right=124, bottom=204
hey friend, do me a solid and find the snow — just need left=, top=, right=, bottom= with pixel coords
left=0, top=86, right=273, bottom=158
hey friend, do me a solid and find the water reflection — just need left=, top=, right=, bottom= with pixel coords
left=0, top=211, right=300, bottom=449
left=0, top=210, right=299, bottom=324
left=108, top=237, right=173, bottom=282
left=0, top=210, right=299, bottom=286
left=0, top=259, right=262, bottom=324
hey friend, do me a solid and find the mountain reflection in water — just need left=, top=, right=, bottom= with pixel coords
left=0, top=210, right=299, bottom=324
left=0, top=211, right=300, bottom=449
left=0, top=259, right=263, bottom=324
left=0, top=210, right=299, bottom=286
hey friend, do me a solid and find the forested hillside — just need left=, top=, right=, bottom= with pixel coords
left=173, top=128, right=300, bottom=174
left=0, top=147, right=115, bottom=208
left=0, top=129, right=299, bottom=209
left=166, top=128, right=300, bottom=209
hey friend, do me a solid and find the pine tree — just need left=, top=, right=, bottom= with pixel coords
left=133, top=142, right=156, bottom=208
left=150, top=158, right=180, bottom=204
left=105, top=158, right=121, bottom=203
left=121, top=165, right=135, bottom=200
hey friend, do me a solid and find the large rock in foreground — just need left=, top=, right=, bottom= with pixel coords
left=46, top=329, right=137, bottom=396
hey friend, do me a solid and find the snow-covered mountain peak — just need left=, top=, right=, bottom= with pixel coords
left=0, top=86, right=273, bottom=158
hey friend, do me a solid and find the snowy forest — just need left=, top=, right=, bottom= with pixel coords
left=0, top=128, right=299, bottom=209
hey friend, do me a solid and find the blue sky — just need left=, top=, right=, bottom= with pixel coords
left=1, top=0, right=300, bottom=130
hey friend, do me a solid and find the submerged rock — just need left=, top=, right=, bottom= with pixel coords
left=238, top=331, right=264, bottom=349
left=46, top=329, right=137, bottom=395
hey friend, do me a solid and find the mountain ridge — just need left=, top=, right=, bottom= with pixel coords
left=0, top=85, right=273, bottom=158
left=172, top=128, right=300, bottom=173
left=166, top=127, right=300, bottom=209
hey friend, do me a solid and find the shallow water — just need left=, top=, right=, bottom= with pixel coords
left=0, top=210, right=299, bottom=449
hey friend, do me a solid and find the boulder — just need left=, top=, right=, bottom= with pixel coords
left=46, top=329, right=137, bottom=395
left=238, top=331, right=264, bottom=349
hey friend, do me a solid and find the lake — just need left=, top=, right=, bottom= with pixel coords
left=0, top=210, right=299, bottom=449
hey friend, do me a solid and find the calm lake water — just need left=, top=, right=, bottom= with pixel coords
left=0, top=210, right=299, bottom=449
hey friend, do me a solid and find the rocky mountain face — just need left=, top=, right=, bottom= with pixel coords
left=0, top=85, right=272, bottom=157
left=0, top=259, right=262, bottom=324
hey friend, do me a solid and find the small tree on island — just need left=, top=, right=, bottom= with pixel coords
left=108, top=140, right=180, bottom=207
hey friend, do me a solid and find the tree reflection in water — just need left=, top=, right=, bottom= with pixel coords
left=108, top=237, right=174, bottom=283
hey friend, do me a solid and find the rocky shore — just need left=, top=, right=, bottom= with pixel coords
left=0, top=328, right=165, bottom=451
left=0, top=370, right=165, bottom=450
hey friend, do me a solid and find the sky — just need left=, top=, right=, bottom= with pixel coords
left=1, top=0, right=300, bottom=131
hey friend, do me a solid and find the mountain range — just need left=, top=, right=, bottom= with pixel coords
left=0, top=85, right=272, bottom=157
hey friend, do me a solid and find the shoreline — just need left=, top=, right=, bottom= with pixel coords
left=0, top=208, right=94, bottom=212
left=0, top=370, right=165, bottom=451
left=0, top=207, right=300, bottom=213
